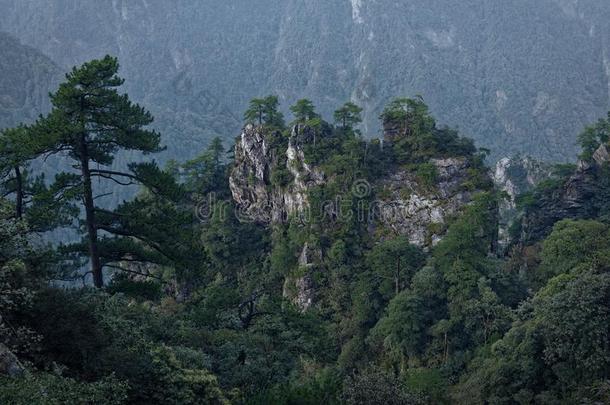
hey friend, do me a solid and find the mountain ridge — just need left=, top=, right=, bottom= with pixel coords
left=1, top=0, right=609, bottom=162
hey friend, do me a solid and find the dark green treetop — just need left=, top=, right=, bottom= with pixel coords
left=334, top=102, right=363, bottom=130
left=290, top=99, right=319, bottom=124
left=244, top=95, right=285, bottom=129
left=578, top=111, right=610, bottom=161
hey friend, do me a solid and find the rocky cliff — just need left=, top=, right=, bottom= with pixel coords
left=373, top=157, right=476, bottom=247
left=493, top=156, right=554, bottom=252
left=229, top=124, right=325, bottom=223
left=230, top=125, right=487, bottom=248
left=516, top=144, right=610, bottom=245
left=229, top=124, right=492, bottom=309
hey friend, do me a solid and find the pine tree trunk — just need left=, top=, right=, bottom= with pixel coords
left=79, top=135, right=104, bottom=288
left=14, top=166, right=23, bottom=219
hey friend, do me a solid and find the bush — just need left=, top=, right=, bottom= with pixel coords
left=414, top=163, right=438, bottom=189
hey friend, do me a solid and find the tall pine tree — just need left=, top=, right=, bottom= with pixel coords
left=31, top=56, right=164, bottom=287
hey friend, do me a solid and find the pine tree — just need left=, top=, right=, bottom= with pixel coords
left=261, top=95, right=285, bottom=129
left=333, top=102, right=363, bottom=130
left=0, top=126, right=31, bottom=219
left=30, top=55, right=165, bottom=287
left=244, top=98, right=266, bottom=125
left=290, top=99, right=318, bottom=124
left=244, top=95, right=285, bottom=128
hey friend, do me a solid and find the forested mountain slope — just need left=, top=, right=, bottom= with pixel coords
left=2, top=54, right=610, bottom=403
left=0, top=32, right=60, bottom=129
left=1, top=0, right=609, bottom=161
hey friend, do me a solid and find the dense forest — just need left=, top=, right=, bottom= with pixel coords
left=1, top=56, right=610, bottom=404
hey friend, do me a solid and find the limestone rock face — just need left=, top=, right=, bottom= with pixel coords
left=229, top=124, right=275, bottom=222
left=518, top=157, right=605, bottom=244
left=229, top=124, right=324, bottom=223
left=230, top=126, right=486, bottom=248
left=374, top=158, right=474, bottom=247
left=283, top=242, right=321, bottom=311
left=493, top=156, right=553, bottom=251
left=593, top=144, right=609, bottom=166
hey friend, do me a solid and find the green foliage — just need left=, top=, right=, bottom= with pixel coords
left=270, top=165, right=295, bottom=188
left=244, top=95, right=285, bottom=129
left=106, top=273, right=163, bottom=301
left=413, top=162, right=438, bottom=189
left=369, top=266, right=446, bottom=369
left=24, top=55, right=171, bottom=287
left=3, top=56, right=610, bottom=404
left=341, top=368, right=425, bottom=405
left=365, top=237, right=425, bottom=299
left=538, top=219, right=610, bottom=284
left=0, top=199, right=46, bottom=358
left=457, top=270, right=610, bottom=403
left=290, top=99, right=319, bottom=124
left=578, top=111, right=610, bottom=161
left=0, top=373, right=128, bottom=405
left=246, top=368, right=342, bottom=405
left=37, top=55, right=164, bottom=163
left=380, top=97, right=434, bottom=137
left=380, top=97, right=478, bottom=164
left=333, top=102, right=363, bottom=130
left=28, top=288, right=230, bottom=404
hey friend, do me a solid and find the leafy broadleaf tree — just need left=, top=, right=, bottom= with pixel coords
left=366, top=237, right=425, bottom=297
left=31, top=55, right=165, bottom=287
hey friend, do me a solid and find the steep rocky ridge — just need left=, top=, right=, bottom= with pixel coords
left=229, top=124, right=492, bottom=308
left=373, top=157, right=475, bottom=247
left=229, top=124, right=325, bottom=223
left=516, top=144, right=610, bottom=245
left=493, top=156, right=554, bottom=252
left=230, top=125, right=486, bottom=248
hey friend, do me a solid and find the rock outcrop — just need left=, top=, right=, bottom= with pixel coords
left=516, top=144, right=610, bottom=245
left=283, top=242, right=321, bottom=311
left=374, top=157, right=475, bottom=247
left=230, top=125, right=487, bottom=249
left=493, top=156, right=553, bottom=251
left=231, top=125, right=493, bottom=309
left=229, top=124, right=324, bottom=223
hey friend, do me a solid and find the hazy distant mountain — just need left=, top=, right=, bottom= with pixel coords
left=0, top=32, right=60, bottom=129
left=1, top=0, right=609, bottom=161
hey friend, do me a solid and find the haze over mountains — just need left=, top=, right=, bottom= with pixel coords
left=1, top=0, right=609, bottom=161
